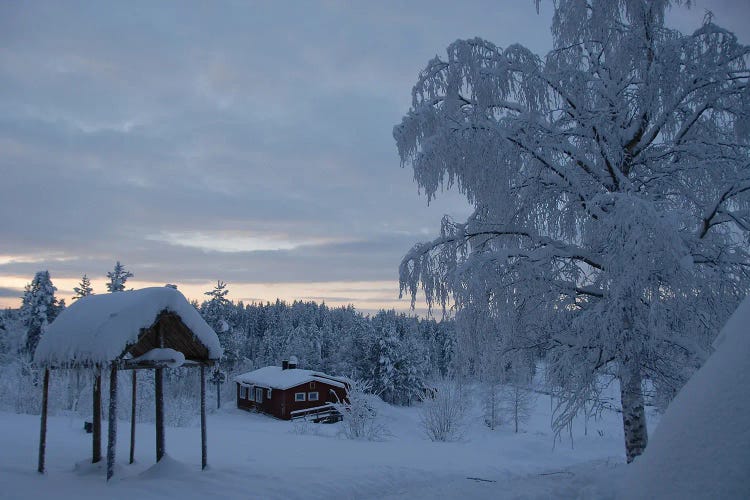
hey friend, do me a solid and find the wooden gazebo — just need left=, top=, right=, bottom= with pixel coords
left=33, top=287, right=223, bottom=480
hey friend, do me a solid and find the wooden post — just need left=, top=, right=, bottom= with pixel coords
left=216, top=378, right=221, bottom=409
left=200, top=364, right=207, bottom=470
left=155, top=367, right=164, bottom=462
left=93, top=370, right=102, bottom=463
left=129, top=370, right=136, bottom=464
left=154, top=322, right=166, bottom=462
left=37, top=368, right=50, bottom=474
left=106, top=364, right=118, bottom=481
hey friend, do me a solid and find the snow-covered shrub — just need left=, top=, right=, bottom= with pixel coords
left=331, top=379, right=387, bottom=441
left=419, top=379, right=465, bottom=442
left=482, top=381, right=502, bottom=430
left=500, top=384, right=536, bottom=433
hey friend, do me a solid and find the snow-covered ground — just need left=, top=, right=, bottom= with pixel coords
left=0, top=390, right=633, bottom=499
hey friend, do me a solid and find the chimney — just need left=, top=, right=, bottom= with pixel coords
left=282, top=360, right=289, bottom=370
left=288, top=355, right=298, bottom=370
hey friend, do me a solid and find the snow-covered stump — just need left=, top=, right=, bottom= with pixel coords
left=106, top=364, right=118, bottom=481
left=37, top=368, right=50, bottom=474
left=129, top=371, right=136, bottom=465
left=155, top=367, right=165, bottom=462
left=200, top=364, right=207, bottom=470
left=93, top=371, right=102, bottom=464
left=620, top=368, right=648, bottom=463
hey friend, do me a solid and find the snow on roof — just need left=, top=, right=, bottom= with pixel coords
left=34, top=287, right=222, bottom=367
left=624, top=295, right=750, bottom=499
left=235, top=366, right=349, bottom=390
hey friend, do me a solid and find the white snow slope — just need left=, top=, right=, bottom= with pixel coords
left=622, top=296, right=750, bottom=499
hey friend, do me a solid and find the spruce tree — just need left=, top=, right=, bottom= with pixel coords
left=72, top=274, right=94, bottom=300
left=106, top=262, right=133, bottom=293
left=20, top=271, right=60, bottom=354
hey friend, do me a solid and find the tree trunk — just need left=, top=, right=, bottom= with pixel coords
left=37, top=368, right=50, bottom=474
left=93, top=370, right=102, bottom=463
left=620, top=365, right=648, bottom=463
left=106, top=364, right=118, bottom=481
left=155, top=367, right=165, bottom=462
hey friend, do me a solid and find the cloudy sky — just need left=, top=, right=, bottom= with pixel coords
left=1, top=1, right=748, bottom=313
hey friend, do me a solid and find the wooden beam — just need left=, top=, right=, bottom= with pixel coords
left=155, top=367, right=164, bottom=462
left=119, top=359, right=204, bottom=371
left=129, top=371, right=136, bottom=464
left=93, top=370, right=102, bottom=463
left=106, top=364, right=118, bottom=481
left=200, top=364, right=207, bottom=470
left=37, top=368, right=50, bottom=474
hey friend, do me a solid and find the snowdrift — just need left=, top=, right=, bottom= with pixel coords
left=622, top=297, right=750, bottom=499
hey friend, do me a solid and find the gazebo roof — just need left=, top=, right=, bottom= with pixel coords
left=34, top=287, right=222, bottom=368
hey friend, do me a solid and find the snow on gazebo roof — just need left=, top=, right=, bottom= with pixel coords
left=235, top=366, right=349, bottom=390
left=34, top=287, right=222, bottom=367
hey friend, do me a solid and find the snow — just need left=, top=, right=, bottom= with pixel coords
left=622, top=296, right=750, bottom=499
left=34, top=287, right=222, bottom=367
left=0, top=387, right=629, bottom=499
left=132, top=348, right=186, bottom=369
left=235, top=366, right=348, bottom=390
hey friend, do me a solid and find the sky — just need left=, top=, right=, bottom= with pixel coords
left=1, top=1, right=749, bottom=314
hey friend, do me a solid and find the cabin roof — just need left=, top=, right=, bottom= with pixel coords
left=34, top=287, right=222, bottom=367
left=235, top=366, right=349, bottom=390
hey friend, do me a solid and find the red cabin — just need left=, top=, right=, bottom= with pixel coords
left=235, top=358, right=349, bottom=420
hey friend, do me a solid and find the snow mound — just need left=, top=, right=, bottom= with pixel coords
left=34, top=287, right=222, bottom=367
left=138, top=455, right=193, bottom=480
left=622, top=296, right=750, bottom=499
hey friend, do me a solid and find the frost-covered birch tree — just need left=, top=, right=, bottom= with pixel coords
left=395, top=0, right=750, bottom=462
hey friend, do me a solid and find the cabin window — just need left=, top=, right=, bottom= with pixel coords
left=242, top=387, right=249, bottom=399
left=295, top=392, right=306, bottom=402
left=267, top=388, right=272, bottom=399
left=308, top=392, right=319, bottom=402
left=255, top=387, right=264, bottom=403
left=309, top=381, right=316, bottom=389
left=248, top=386, right=255, bottom=402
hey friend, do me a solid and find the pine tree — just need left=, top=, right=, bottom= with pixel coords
left=106, top=262, right=133, bottom=293
left=201, top=281, right=234, bottom=368
left=72, top=274, right=94, bottom=300
left=20, top=271, right=60, bottom=354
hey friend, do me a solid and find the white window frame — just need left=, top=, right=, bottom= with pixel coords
left=255, top=387, right=264, bottom=403
left=308, top=392, right=319, bottom=402
left=248, top=386, right=255, bottom=402
left=295, top=392, right=306, bottom=402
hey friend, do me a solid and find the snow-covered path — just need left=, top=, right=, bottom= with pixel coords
left=0, top=397, right=627, bottom=499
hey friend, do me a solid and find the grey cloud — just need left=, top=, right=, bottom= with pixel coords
left=0, top=287, right=23, bottom=299
left=1, top=0, right=747, bottom=308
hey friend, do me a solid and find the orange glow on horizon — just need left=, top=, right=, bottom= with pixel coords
left=0, top=275, right=427, bottom=315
